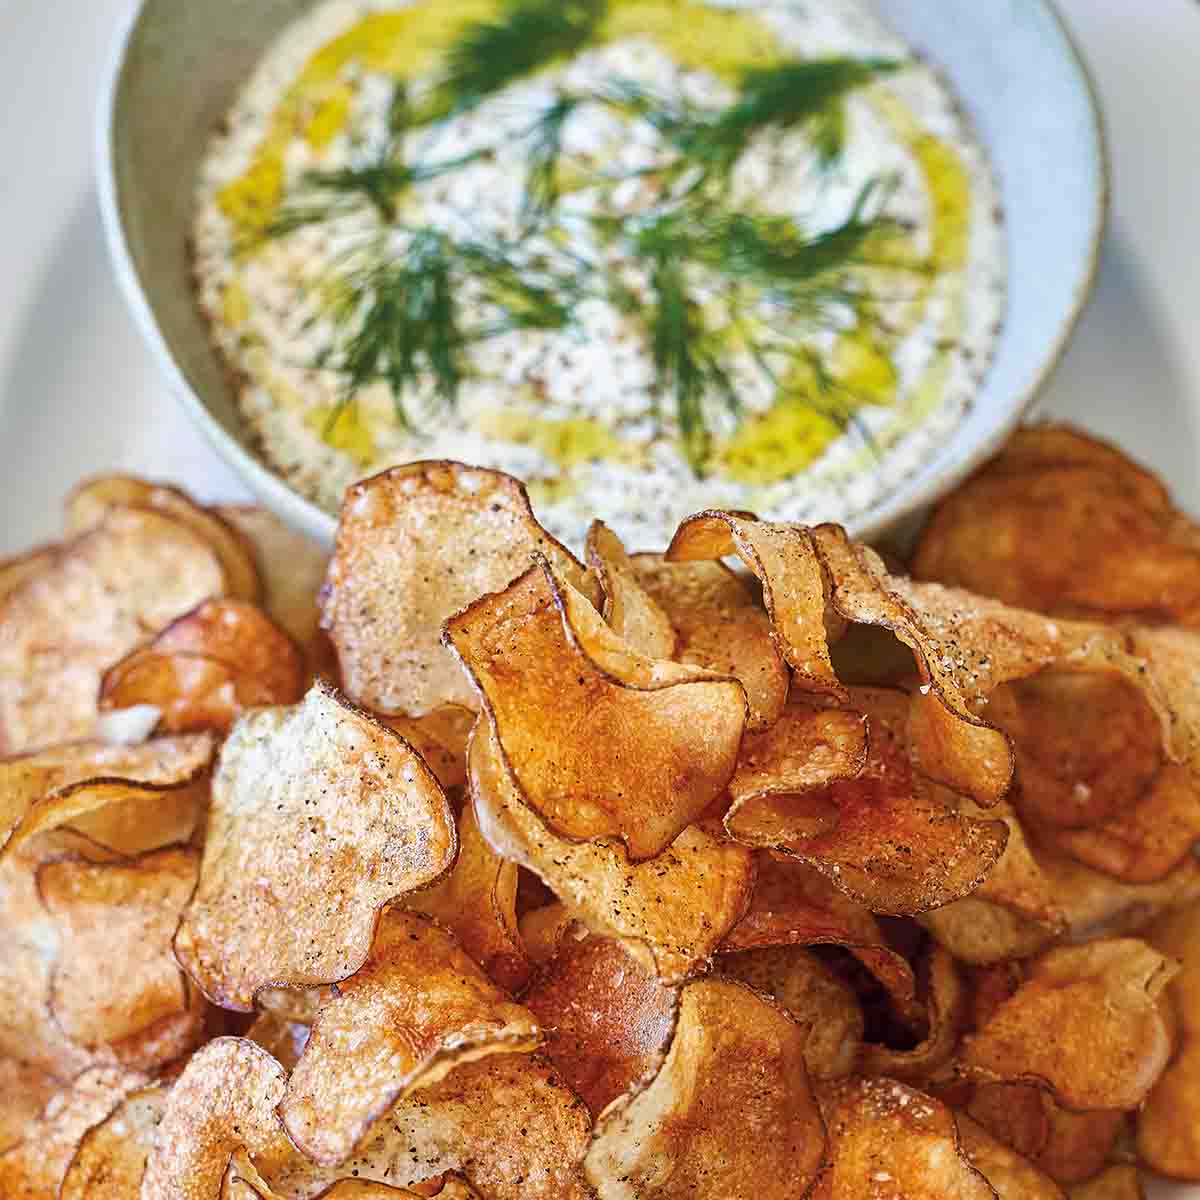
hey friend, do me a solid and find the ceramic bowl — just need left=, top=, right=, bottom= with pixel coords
left=98, top=0, right=1107, bottom=546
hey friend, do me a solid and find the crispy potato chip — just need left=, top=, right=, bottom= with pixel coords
left=380, top=706, right=474, bottom=793
left=731, top=688, right=1008, bottom=914
left=630, top=553, right=789, bottom=731
left=67, top=476, right=260, bottom=603
left=584, top=977, right=825, bottom=1200
left=246, top=1011, right=312, bottom=1072
left=38, top=847, right=203, bottom=1070
left=912, top=426, right=1200, bottom=625
left=0, top=507, right=227, bottom=753
left=1, top=734, right=214, bottom=859
left=100, top=600, right=305, bottom=733
left=523, top=933, right=678, bottom=1115
left=470, top=721, right=754, bottom=982
left=281, top=909, right=543, bottom=1165
left=1137, top=899, right=1200, bottom=1181
left=1034, top=1104, right=1125, bottom=1185
left=721, top=945, right=863, bottom=1080
left=321, top=462, right=593, bottom=716
left=964, top=1084, right=1050, bottom=1163
left=446, top=559, right=745, bottom=860
left=175, top=684, right=456, bottom=1010
left=666, top=511, right=844, bottom=697
left=518, top=900, right=585, bottom=965
left=405, top=801, right=530, bottom=993
left=59, top=1085, right=167, bottom=1200
left=0, top=1066, right=148, bottom=1200
left=141, top=1038, right=293, bottom=1200
left=0, top=546, right=57, bottom=602
left=0, top=1057, right=59, bottom=1153
left=956, top=1113, right=1066, bottom=1200
left=1067, top=1166, right=1145, bottom=1200
left=720, top=853, right=920, bottom=1019
left=812, top=1075, right=996, bottom=1199
left=960, top=939, right=1176, bottom=1110
left=586, top=522, right=676, bottom=660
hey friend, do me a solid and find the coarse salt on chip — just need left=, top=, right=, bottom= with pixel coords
left=0, top=1057, right=59, bottom=1153
left=405, top=800, right=530, bottom=993
left=666, top=511, right=844, bottom=697
left=584, top=977, right=826, bottom=1200
left=586, top=521, right=676, bottom=660
left=0, top=507, right=228, bottom=754
left=960, top=939, right=1176, bottom=1110
left=631, top=552, right=789, bottom=730
left=469, top=721, right=754, bottom=982
left=321, top=462, right=593, bottom=716
left=955, top=1113, right=1065, bottom=1200
left=175, top=683, right=456, bottom=1010
left=281, top=909, right=543, bottom=1166
left=446, top=558, right=745, bottom=861
left=0, top=1065, right=148, bottom=1200
left=812, top=1075, right=996, bottom=1199
left=59, top=1085, right=167, bottom=1199
left=523, top=933, right=678, bottom=1115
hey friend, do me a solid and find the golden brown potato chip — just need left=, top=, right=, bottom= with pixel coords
left=1, top=734, right=214, bottom=859
left=405, top=801, right=530, bottom=993
left=721, top=945, right=863, bottom=1080
left=666, top=511, right=845, bottom=697
left=518, top=900, right=585, bottom=965
left=912, top=426, right=1200, bottom=626
left=1136, top=899, right=1200, bottom=1181
left=584, top=977, right=825, bottom=1200
left=956, top=1113, right=1066, bottom=1200
left=446, top=559, right=745, bottom=860
left=812, top=1075, right=996, bottom=1199
left=586, top=522, right=676, bottom=659
left=731, top=688, right=1008, bottom=914
left=960, top=939, right=1176, bottom=1110
left=963, top=1084, right=1050, bottom=1163
left=381, top=707, right=474, bottom=793
left=175, top=684, right=456, bottom=1010
left=720, top=853, right=920, bottom=1019
left=59, top=1085, right=167, bottom=1200
left=523, top=933, right=678, bottom=1116
left=1066, top=1166, right=1145, bottom=1200
left=0, top=1066, right=148, bottom=1200
left=1033, top=1104, right=1125, bottom=1185
left=470, top=721, right=754, bottom=982
left=67, top=476, right=260, bottom=603
left=321, top=462, right=592, bottom=716
left=38, top=847, right=204, bottom=1071
left=0, top=507, right=227, bottom=753
left=245, top=1010, right=312, bottom=1072
left=630, top=553, right=789, bottom=731
left=281, top=909, right=543, bottom=1165
left=0, top=1057, right=59, bottom=1153
left=0, top=546, right=57, bottom=603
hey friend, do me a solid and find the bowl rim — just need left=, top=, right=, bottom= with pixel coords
left=95, top=0, right=1109, bottom=547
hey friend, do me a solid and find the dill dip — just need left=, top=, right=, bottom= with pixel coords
left=192, top=0, right=1006, bottom=549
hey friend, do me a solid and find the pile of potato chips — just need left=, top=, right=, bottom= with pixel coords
left=2, top=429, right=1199, bottom=1198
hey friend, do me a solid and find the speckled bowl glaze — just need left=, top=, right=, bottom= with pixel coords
left=98, top=0, right=1107, bottom=547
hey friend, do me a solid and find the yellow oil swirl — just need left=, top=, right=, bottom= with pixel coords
left=303, top=404, right=378, bottom=467
left=476, top=408, right=644, bottom=469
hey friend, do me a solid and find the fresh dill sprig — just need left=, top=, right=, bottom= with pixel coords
left=520, top=95, right=581, bottom=231
left=426, top=0, right=607, bottom=121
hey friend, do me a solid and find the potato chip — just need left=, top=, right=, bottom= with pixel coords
left=38, top=847, right=204, bottom=1070
left=584, top=977, right=825, bottom=1199
left=67, top=476, right=260, bottom=603
left=380, top=706, right=474, bottom=793
left=666, top=511, right=845, bottom=697
left=175, top=684, right=456, bottom=1010
left=523, top=933, right=678, bottom=1115
left=245, top=1011, right=312, bottom=1072
left=321, top=462, right=593, bottom=716
left=0, top=546, right=57, bottom=602
left=59, top=1085, right=167, bottom=1200
left=405, top=801, right=530, bottom=993
left=630, top=552, right=789, bottom=731
left=812, top=1075, right=995, bottom=1199
left=956, top=1113, right=1066, bottom=1200
left=731, top=688, right=1008, bottom=914
left=1, top=734, right=214, bottom=859
left=281, top=909, right=543, bottom=1165
left=1067, top=1166, right=1145, bottom=1200
left=1034, top=1104, right=1125, bottom=1185
left=911, top=426, right=1200, bottom=625
left=470, top=721, right=754, bottom=982
left=964, top=1084, right=1050, bottom=1163
left=0, top=507, right=227, bottom=753
left=721, top=945, right=863, bottom=1080
left=0, top=1057, right=59, bottom=1153
left=446, top=559, right=746, bottom=860
left=960, top=939, right=1176, bottom=1110
left=518, top=900, right=585, bottom=965
left=586, top=521, right=676, bottom=659
left=0, top=1066, right=148, bottom=1200
left=1136, top=899, right=1200, bottom=1181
